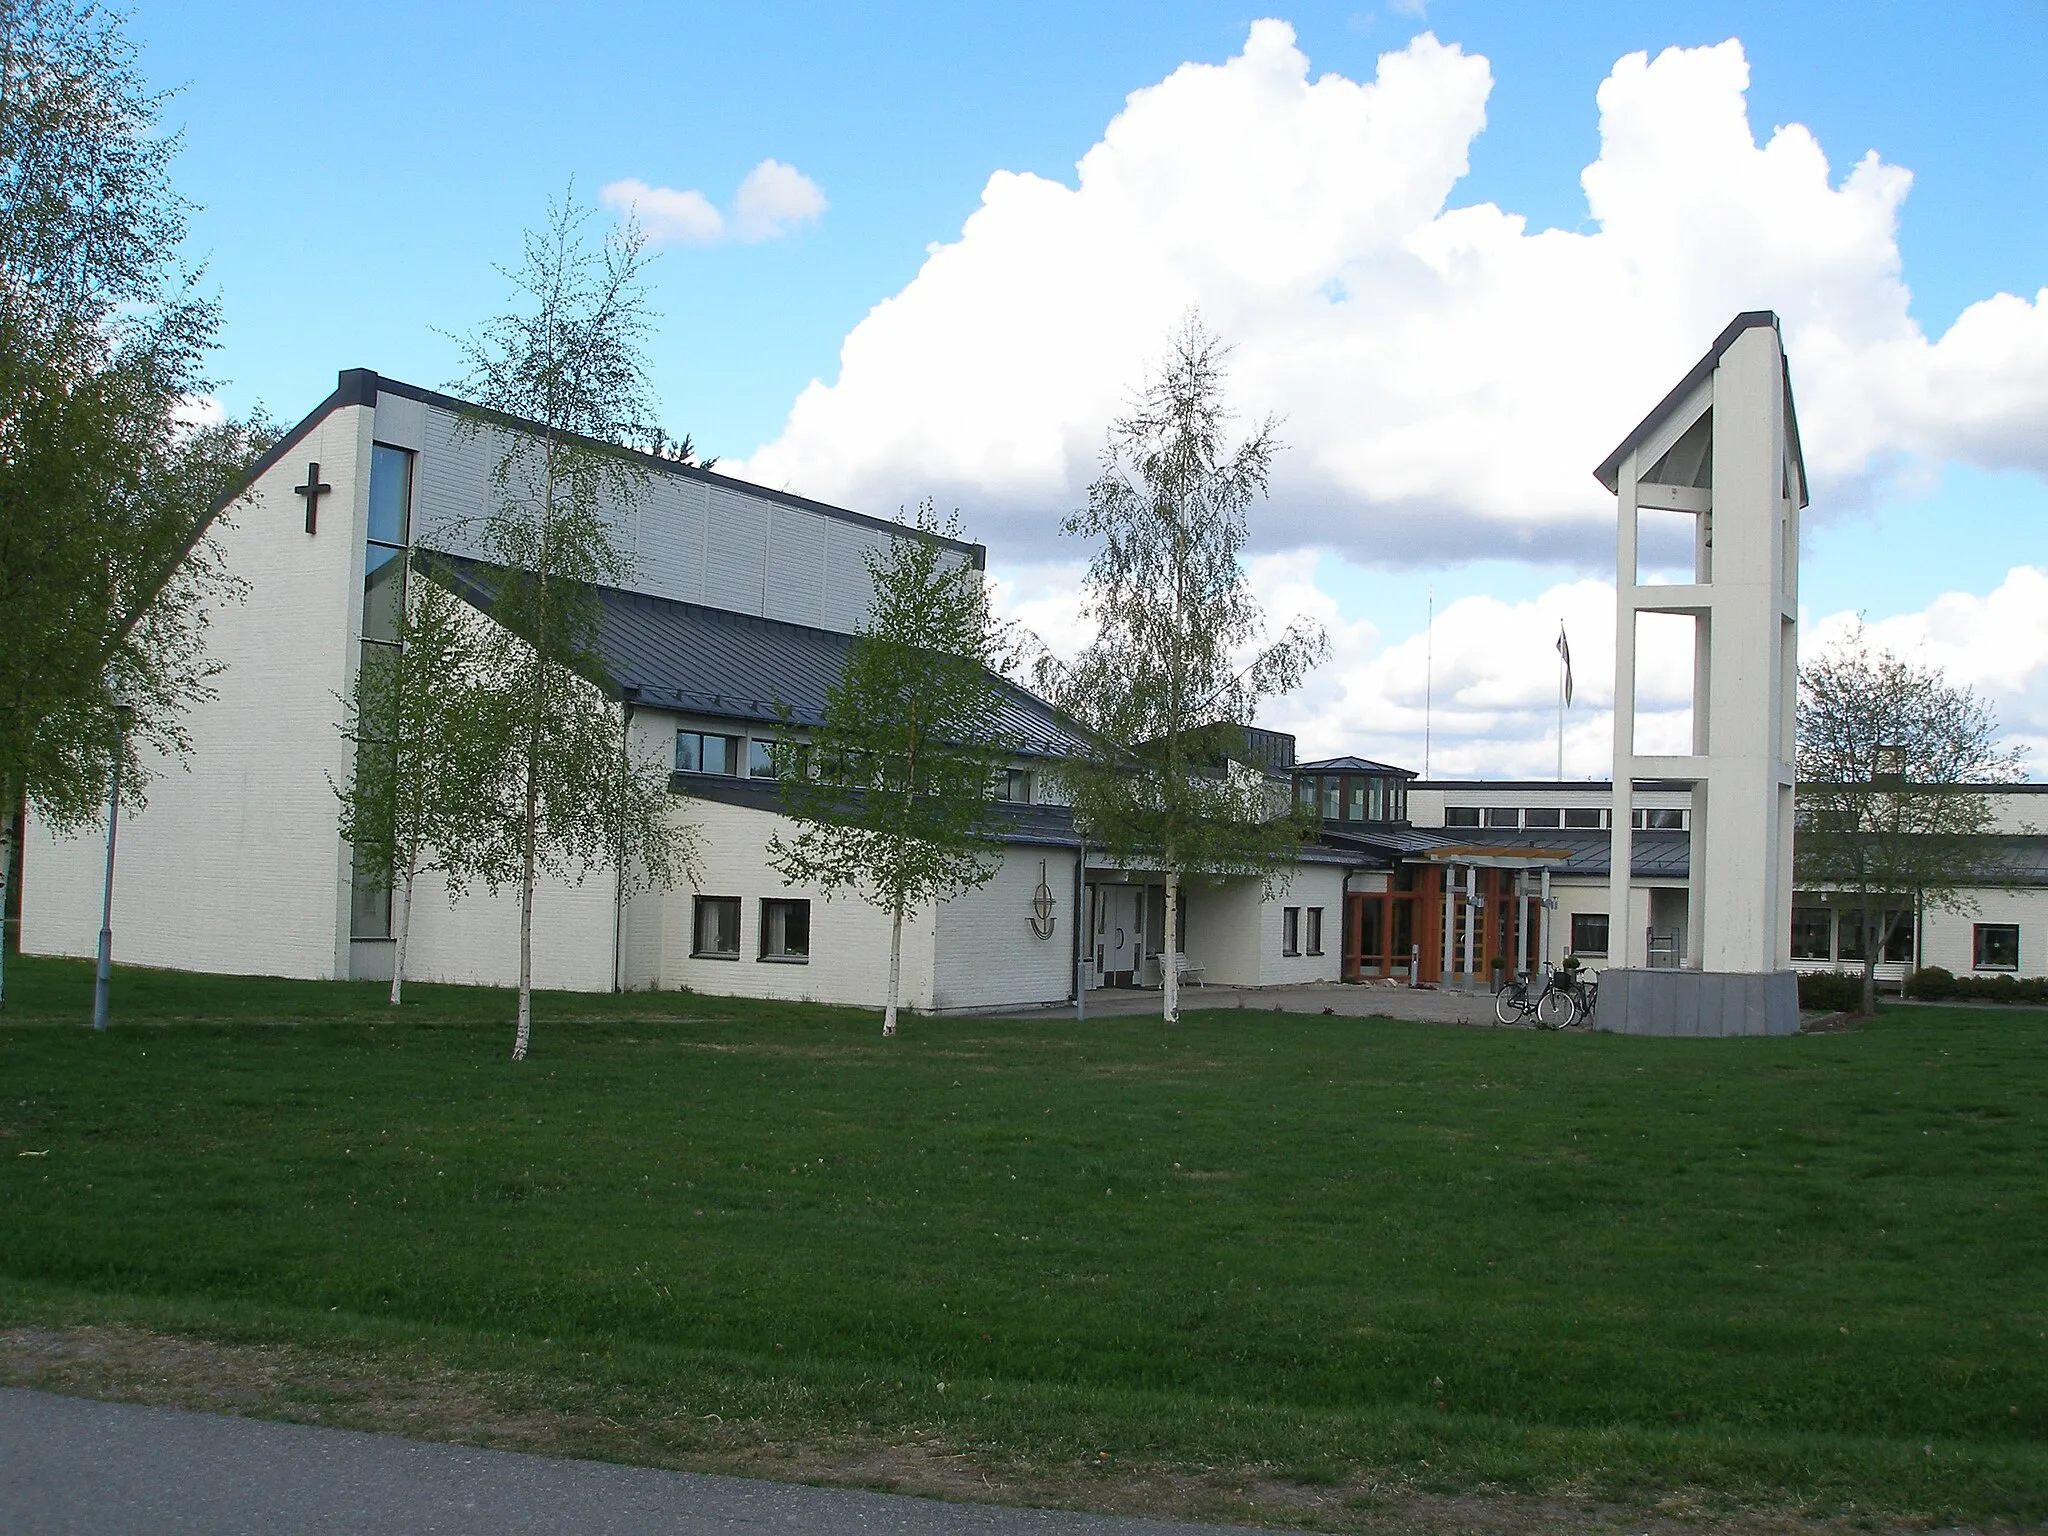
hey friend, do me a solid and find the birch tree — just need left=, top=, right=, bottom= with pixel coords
left=0, top=0, right=263, bottom=1008
left=453, top=193, right=699, bottom=1059
left=1036, top=316, right=1326, bottom=1024
left=1797, top=628, right=2026, bottom=1016
left=767, top=502, right=1011, bottom=1037
left=334, top=561, right=508, bottom=1005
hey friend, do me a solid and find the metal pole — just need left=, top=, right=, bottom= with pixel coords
left=92, top=712, right=128, bottom=1032
left=1074, top=840, right=1086, bottom=1023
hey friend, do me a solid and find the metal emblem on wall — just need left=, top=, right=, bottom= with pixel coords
left=1029, top=860, right=1058, bottom=940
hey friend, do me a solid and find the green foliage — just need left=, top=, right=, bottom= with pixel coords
left=768, top=501, right=1011, bottom=1033
left=1906, top=966, right=2048, bottom=1005
left=449, top=190, right=699, bottom=1056
left=4, top=951, right=2048, bottom=1521
left=1797, top=628, right=2026, bottom=1018
left=1796, top=970, right=1868, bottom=1013
left=0, top=0, right=270, bottom=1008
left=1034, top=315, right=1325, bottom=1019
left=333, top=561, right=516, bottom=1001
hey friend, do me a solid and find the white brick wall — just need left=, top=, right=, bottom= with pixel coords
left=1919, top=890, right=2048, bottom=979
left=22, top=407, right=376, bottom=979
left=931, top=850, right=1078, bottom=1011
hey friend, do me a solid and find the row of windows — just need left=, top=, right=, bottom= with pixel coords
left=1295, top=774, right=1408, bottom=824
left=676, top=730, right=1037, bottom=803
left=1280, top=905, right=1325, bottom=957
left=1567, top=908, right=2021, bottom=972
left=1442, top=806, right=1686, bottom=831
left=692, top=895, right=810, bottom=961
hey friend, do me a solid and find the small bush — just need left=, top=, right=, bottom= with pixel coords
left=1903, top=967, right=2048, bottom=1005
left=1905, top=966, right=1957, bottom=1001
left=1798, top=970, right=1866, bottom=1013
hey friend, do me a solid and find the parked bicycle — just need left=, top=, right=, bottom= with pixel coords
left=1494, top=963, right=1596, bottom=1028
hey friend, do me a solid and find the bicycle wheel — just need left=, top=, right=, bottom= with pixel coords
left=1494, top=987, right=1528, bottom=1026
left=1535, top=987, right=1578, bottom=1029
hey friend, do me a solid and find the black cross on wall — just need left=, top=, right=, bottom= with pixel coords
left=294, top=462, right=333, bottom=534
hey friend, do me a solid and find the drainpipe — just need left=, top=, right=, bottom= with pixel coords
left=1073, top=837, right=1087, bottom=1022
left=613, top=692, right=637, bottom=995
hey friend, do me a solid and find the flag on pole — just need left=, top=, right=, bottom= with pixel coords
left=1557, top=623, right=1573, bottom=706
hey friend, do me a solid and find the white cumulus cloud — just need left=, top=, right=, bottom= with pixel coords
left=734, top=22, right=2048, bottom=569
left=602, top=159, right=827, bottom=247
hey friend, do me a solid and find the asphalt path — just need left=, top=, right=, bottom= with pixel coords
left=0, top=1388, right=1261, bottom=1535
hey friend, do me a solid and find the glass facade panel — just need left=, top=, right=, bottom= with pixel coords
left=748, top=739, right=777, bottom=779
left=1348, top=779, right=1364, bottom=819
left=1444, top=807, right=1481, bottom=828
left=1564, top=807, right=1604, bottom=829
left=1483, top=807, right=1519, bottom=828
left=1524, top=807, right=1562, bottom=828
left=367, top=444, right=413, bottom=547
left=1322, top=779, right=1339, bottom=818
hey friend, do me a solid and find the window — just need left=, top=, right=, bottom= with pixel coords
left=1322, top=779, right=1339, bottom=818
left=362, top=444, right=414, bottom=647
left=1444, top=807, right=1481, bottom=828
left=1837, top=910, right=1912, bottom=963
left=676, top=731, right=738, bottom=775
left=1789, top=907, right=1833, bottom=961
left=1347, top=779, right=1365, bottom=820
left=1305, top=906, right=1324, bottom=955
left=747, top=739, right=777, bottom=779
left=1483, top=807, right=1519, bottom=829
left=1366, top=778, right=1386, bottom=820
left=349, top=862, right=391, bottom=939
left=692, top=896, right=741, bottom=957
left=1569, top=912, right=1609, bottom=957
left=1282, top=906, right=1301, bottom=956
left=1524, top=807, right=1562, bottom=829
left=1295, top=779, right=1316, bottom=808
left=994, top=767, right=1033, bottom=803
left=759, top=898, right=811, bottom=961
left=1633, top=808, right=1686, bottom=830
left=1564, top=807, right=1604, bottom=830
left=1973, top=923, right=2019, bottom=972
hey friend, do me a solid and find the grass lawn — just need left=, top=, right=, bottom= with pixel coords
left=2, top=951, right=2044, bottom=1527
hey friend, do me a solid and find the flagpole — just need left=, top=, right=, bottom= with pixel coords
left=1557, top=622, right=1565, bottom=782
left=1423, top=585, right=1433, bottom=780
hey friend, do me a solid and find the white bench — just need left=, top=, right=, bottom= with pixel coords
left=1147, top=952, right=1205, bottom=988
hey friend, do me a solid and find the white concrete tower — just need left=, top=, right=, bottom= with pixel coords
left=1594, top=313, right=1804, bottom=1034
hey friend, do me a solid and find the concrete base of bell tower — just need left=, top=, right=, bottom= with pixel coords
left=1596, top=968, right=1799, bottom=1037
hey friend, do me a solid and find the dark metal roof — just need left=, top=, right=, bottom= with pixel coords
left=1592, top=310, right=1809, bottom=508
left=434, top=556, right=1093, bottom=759
left=1296, top=755, right=1416, bottom=777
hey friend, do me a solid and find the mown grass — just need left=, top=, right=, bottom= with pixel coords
left=2, top=952, right=2044, bottom=1521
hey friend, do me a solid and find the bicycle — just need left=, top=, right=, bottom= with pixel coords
left=1495, top=965, right=1578, bottom=1027
left=1493, top=971, right=1539, bottom=1026
left=1535, top=968, right=1599, bottom=1029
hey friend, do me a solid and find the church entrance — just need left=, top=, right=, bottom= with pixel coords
left=1091, top=883, right=1145, bottom=987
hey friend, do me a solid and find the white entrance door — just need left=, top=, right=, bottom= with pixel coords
left=1094, top=885, right=1141, bottom=985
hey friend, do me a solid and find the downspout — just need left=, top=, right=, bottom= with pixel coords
left=1073, top=835, right=1086, bottom=1022
left=613, top=694, right=636, bottom=995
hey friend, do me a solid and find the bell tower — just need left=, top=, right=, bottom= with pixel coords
left=1594, top=312, right=1802, bottom=1034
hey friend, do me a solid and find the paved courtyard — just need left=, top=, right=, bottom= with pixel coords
left=988, top=979, right=1504, bottom=1027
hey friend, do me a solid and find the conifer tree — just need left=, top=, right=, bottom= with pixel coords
left=1037, top=316, right=1326, bottom=1023
left=768, top=502, right=1011, bottom=1037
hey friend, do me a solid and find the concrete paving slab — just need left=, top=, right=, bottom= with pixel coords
left=0, top=1388, right=1261, bottom=1536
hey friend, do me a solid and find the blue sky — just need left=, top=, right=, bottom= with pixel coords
left=133, top=1, right=2048, bottom=771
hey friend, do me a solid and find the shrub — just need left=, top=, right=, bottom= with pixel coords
left=1798, top=970, right=1867, bottom=1013
left=1905, top=966, right=1957, bottom=1000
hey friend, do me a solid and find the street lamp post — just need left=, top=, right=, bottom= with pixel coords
left=91, top=693, right=134, bottom=1032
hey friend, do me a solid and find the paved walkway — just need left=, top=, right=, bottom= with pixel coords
left=989, top=980, right=1503, bottom=1028
left=0, top=1389, right=1260, bottom=1536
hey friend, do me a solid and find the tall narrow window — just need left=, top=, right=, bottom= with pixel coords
left=363, top=444, right=414, bottom=646
left=1282, top=906, right=1301, bottom=956
left=1305, top=906, right=1324, bottom=955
